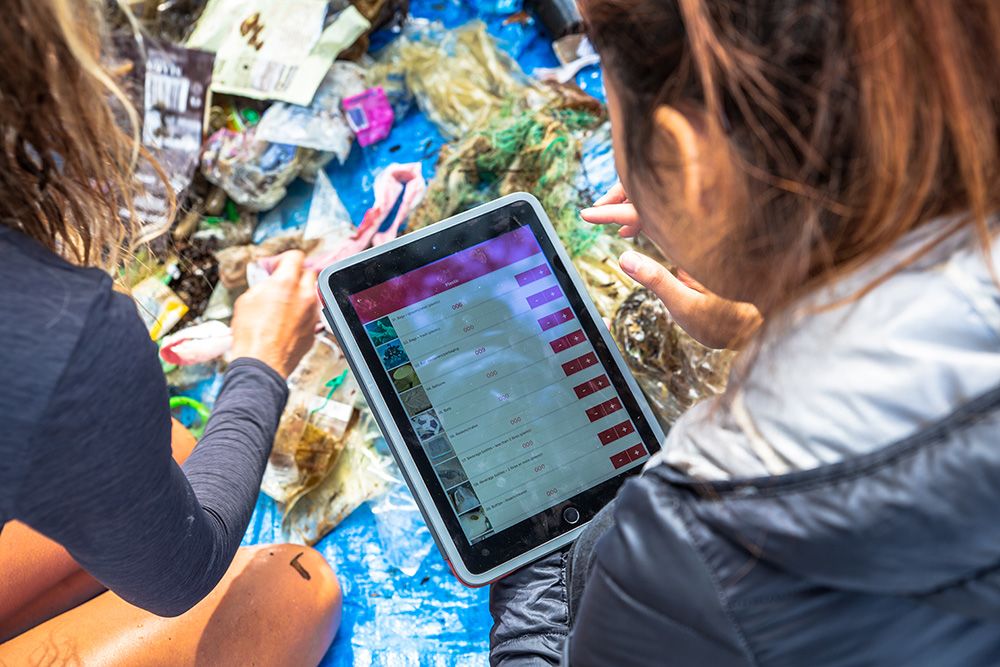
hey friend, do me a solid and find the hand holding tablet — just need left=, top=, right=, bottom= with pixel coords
left=319, top=193, right=663, bottom=585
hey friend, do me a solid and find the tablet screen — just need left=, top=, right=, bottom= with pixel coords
left=348, top=223, right=651, bottom=546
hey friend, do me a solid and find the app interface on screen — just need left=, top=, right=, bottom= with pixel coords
left=351, top=225, right=649, bottom=544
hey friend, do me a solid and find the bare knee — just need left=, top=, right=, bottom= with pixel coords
left=194, top=545, right=341, bottom=666
left=244, top=545, right=341, bottom=628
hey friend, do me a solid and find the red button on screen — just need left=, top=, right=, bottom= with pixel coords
left=562, top=359, right=583, bottom=375
left=610, top=452, right=631, bottom=469
left=626, top=444, right=648, bottom=461
left=615, top=421, right=635, bottom=437
left=599, top=427, right=620, bottom=445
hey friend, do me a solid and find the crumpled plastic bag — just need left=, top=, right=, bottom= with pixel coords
left=254, top=62, right=369, bottom=160
left=612, top=288, right=733, bottom=429
left=201, top=127, right=308, bottom=211
left=281, top=408, right=395, bottom=545
left=262, top=335, right=357, bottom=506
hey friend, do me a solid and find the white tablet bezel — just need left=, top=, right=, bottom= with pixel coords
left=318, top=192, right=665, bottom=586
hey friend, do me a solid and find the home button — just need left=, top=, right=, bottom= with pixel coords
left=563, top=506, right=581, bottom=525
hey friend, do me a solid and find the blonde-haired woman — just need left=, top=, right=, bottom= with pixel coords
left=0, top=1, right=340, bottom=663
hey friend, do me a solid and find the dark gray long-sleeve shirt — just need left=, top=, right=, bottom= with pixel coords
left=0, top=226, right=288, bottom=617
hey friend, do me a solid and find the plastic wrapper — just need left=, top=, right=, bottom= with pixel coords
left=612, top=288, right=733, bottom=429
left=133, top=276, right=188, bottom=340
left=372, top=20, right=546, bottom=138
left=165, top=362, right=220, bottom=390
left=281, top=409, right=395, bottom=545
left=215, top=233, right=318, bottom=291
left=192, top=211, right=257, bottom=248
left=305, top=171, right=356, bottom=249
left=255, top=62, right=369, bottom=159
left=343, top=87, right=395, bottom=147
left=201, top=282, right=236, bottom=321
left=115, top=37, right=215, bottom=245
left=201, top=127, right=309, bottom=211
left=262, top=336, right=357, bottom=505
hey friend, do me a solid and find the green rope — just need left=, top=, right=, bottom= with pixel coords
left=310, top=370, right=350, bottom=416
left=169, top=396, right=211, bottom=438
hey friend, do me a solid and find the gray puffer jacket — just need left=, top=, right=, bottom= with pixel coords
left=490, top=220, right=1000, bottom=666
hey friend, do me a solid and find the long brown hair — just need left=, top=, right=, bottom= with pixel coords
left=584, top=0, right=1000, bottom=314
left=0, top=0, right=167, bottom=270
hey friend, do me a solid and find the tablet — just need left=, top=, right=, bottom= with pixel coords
left=318, top=193, right=664, bottom=586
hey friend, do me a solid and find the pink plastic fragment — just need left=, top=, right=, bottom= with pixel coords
left=160, top=320, right=233, bottom=366
left=342, top=87, right=395, bottom=147
left=303, top=162, right=426, bottom=271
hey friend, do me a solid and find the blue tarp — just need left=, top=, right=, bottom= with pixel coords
left=239, top=2, right=604, bottom=664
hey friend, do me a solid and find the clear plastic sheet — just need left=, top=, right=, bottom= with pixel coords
left=255, top=62, right=369, bottom=159
left=281, top=413, right=394, bottom=545
left=369, top=481, right=434, bottom=576
left=262, top=335, right=357, bottom=505
left=612, top=288, right=733, bottom=429
left=305, top=170, right=357, bottom=248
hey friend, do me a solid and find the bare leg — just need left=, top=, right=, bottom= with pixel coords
left=0, top=544, right=341, bottom=667
left=0, top=419, right=200, bottom=641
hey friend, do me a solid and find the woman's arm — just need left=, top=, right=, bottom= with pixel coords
left=10, top=285, right=288, bottom=616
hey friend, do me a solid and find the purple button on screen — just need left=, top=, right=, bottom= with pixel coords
left=526, top=286, right=563, bottom=309
left=515, top=264, right=552, bottom=287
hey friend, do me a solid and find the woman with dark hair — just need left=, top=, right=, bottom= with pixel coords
left=0, top=1, right=340, bottom=663
left=490, top=1, right=1000, bottom=664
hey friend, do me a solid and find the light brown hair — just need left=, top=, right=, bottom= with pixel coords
left=584, top=0, right=1000, bottom=314
left=0, top=0, right=169, bottom=270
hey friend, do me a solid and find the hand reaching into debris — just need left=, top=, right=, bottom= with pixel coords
left=231, top=251, right=320, bottom=378
left=581, top=183, right=761, bottom=350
